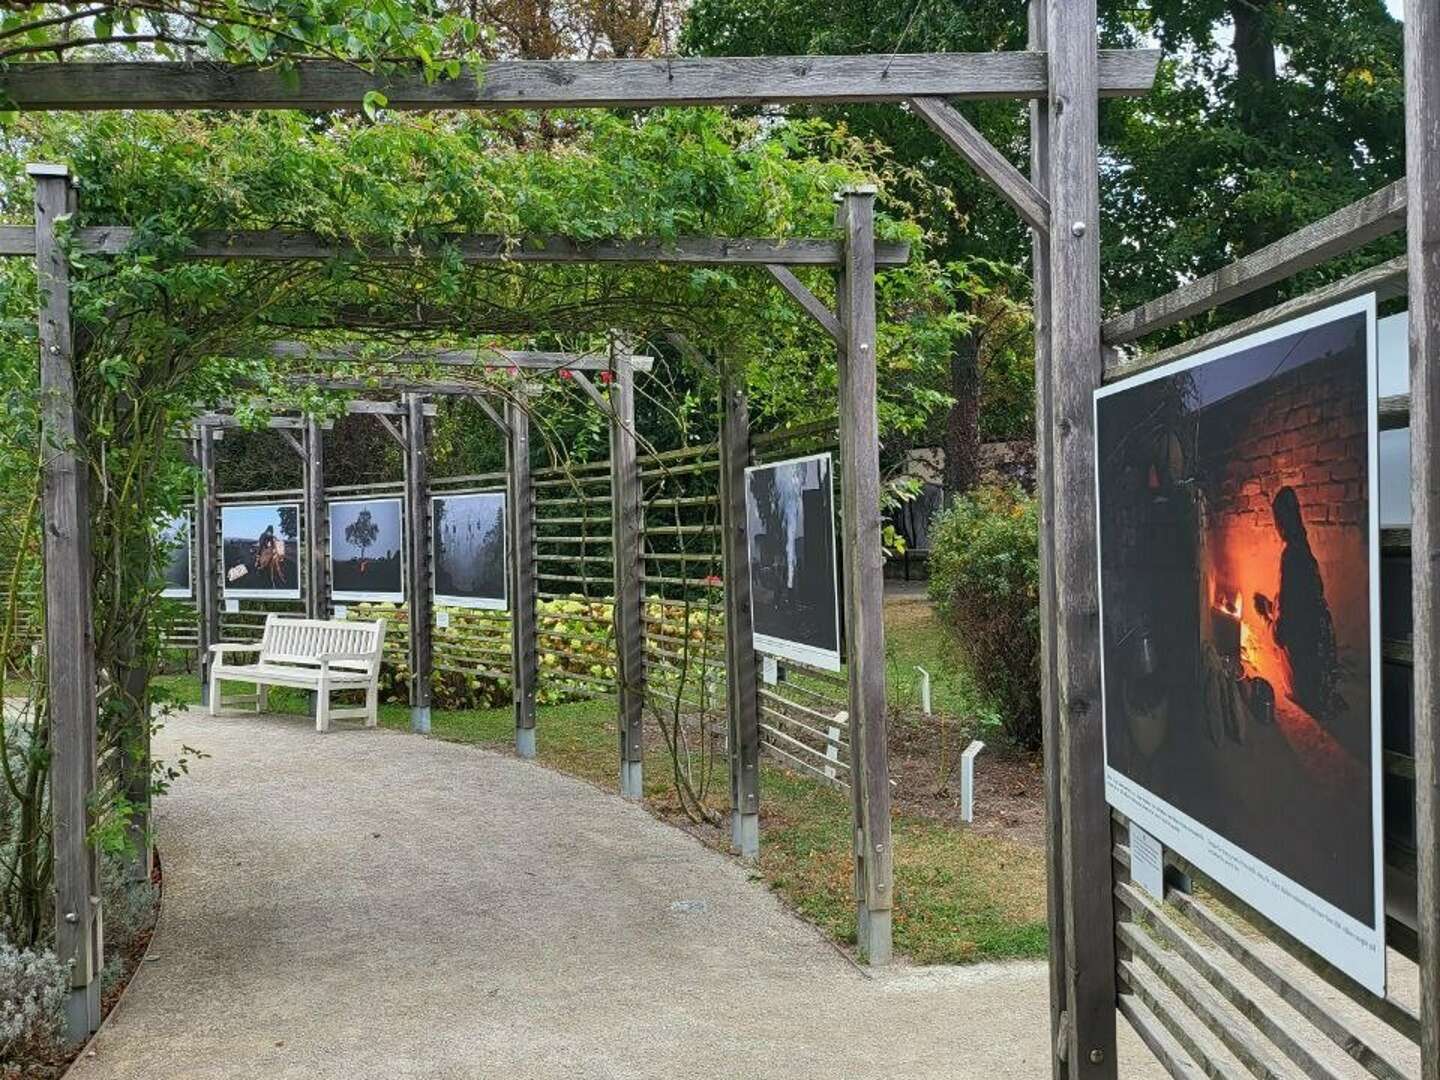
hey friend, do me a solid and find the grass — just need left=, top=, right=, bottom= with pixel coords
left=154, top=634, right=1047, bottom=966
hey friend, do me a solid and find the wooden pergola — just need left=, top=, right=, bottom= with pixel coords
left=3, top=5, right=1436, bottom=1079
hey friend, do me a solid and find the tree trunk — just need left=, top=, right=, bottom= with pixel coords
left=1229, top=0, right=1281, bottom=315
left=943, top=326, right=982, bottom=498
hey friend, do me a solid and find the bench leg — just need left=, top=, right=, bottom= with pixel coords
left=365, top=683, right=378, bottom=728
left=315, top=677, right=331, bottom=733
left=208, top=667, right=222, bottom=718
left=256, top=683, right=269, bottom=713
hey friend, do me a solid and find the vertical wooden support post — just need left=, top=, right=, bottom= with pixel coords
left=1045, top=5, right=1117, bottom=1075
left=836, top=186, right=894, bottom=964
left=1029, top=2, right=1069, bottom=1075
left=32, top=163, right=101, bottom=1041
left=720, top=371, right=760, bottom=858
left=609, top=344, right=646, bottom=798
left=302, top=416, right=327, bottom=620
left=508, top=399, right=538, bottom=758
left=195, top=423, right=219, bottom=707
left=403, top=392, right=433, bottom=733
left=1405, top=4, right=1440, bottom=1078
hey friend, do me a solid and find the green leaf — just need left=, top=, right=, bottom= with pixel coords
left=362, top=90, right=388, bottom=122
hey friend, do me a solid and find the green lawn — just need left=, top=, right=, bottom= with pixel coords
left=154, top=653, right=1046, bottom=966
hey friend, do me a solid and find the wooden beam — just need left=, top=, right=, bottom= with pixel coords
left=194, top=412, right=305, bottom=429
left=341, top=399, right=438, bottom=417
left=33, top=164, right=101, bottom=1041
left=275, top=427, right=305, bottom=459
left=48, top=227, right=911, bottom=268
left=508, top=400, right=538, bottom=758
left=403, top=392, right=433, bottom=732
left=1028, top=3, right=1069, bottom=1076
left=609, top=345, right=646, bottom=799
left=1404, top=3, right=1440, bottom=1076
left=720, top=371, right=760, bottom=858
left=1045, top=5, right=1118, bottom=1075
left=909, top=96, right=1051, bottom=234
left=282, top=375, right=513, bottom=396
left=1103, top=178, right=1409, bottom=345
left=195, top=425, right=221, bottom=705
left=567, top=370, right=612, bottom=413
left=765, top=265, right=843, bottom=344
left=470, top=393, right=511, bottom=438
left=1105, top=255, right=1409, bottom=383
left=267, top=340, right=654, bottom=372
left=836, top=186, right=894, bottom=965
left=374, top=412, right=405, bottom=449
left=0, top=52, right=1160, bottom=112
left=302, top=417, right=327, bottom=620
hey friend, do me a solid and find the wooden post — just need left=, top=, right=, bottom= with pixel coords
left=403, top=392, right=433, bottom=732
left=1029, top=2, right=1070, bottom=1076
left=508, top=398, right=538, bottom=758
left=32, top=163, right=101, bottom=1041
left=720, top=370, right=760, bottom=858
left=195, top=423, right=219, bottom=706
left=1045, top=4, right=1118, bottom=1075
left=302, top=416, right=327, bottom=620
left=1405, top=3, right=1440, bottom=1077
left=836, top=186, right=894, bottom=964
left=609, top=342, right=646, bottom=798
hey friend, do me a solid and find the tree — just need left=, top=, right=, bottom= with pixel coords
left=346, top=509, right=380, bottom=563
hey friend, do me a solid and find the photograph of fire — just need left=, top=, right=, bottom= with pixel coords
left=329, top=497, right=405, bottom=602
left=1095, top=296, right=1383, bottom=989
left=221, top=503, right=302, bottom=600
left=158, top=512, right=191, bottom=599
left=745, top=452, right=841, bottom=671
left=432, top=491, right=507, bottom=610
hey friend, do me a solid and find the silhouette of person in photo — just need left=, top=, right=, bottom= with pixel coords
left=1268, top=486, right=1338, bottom=720
left=253, top=524, right=287, bottom=586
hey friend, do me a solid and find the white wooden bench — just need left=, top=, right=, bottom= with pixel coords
left=208, top=614, right=386, bottom=732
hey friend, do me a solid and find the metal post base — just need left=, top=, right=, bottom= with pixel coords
left=856, top=906, right=893, bottom=966
left=516, top=727, right=536, bottom=759
left=410, top=706, right=431, bottom=734
left=731, top=811, right=759, bottom=859
left=199, top=673, right=211, bottom=708
left=63, top=979, right=100, bottom=1043
left=620, top=759, right=643, bottom=799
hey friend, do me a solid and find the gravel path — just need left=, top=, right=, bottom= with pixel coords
left=68, top=707, right=1161, bottom=1079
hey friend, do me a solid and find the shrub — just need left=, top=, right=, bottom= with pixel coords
left=927, top=485, right=1042, bottom=749
left=0, top=937, right=67, bottom=1065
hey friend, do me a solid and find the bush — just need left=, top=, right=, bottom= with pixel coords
left=0, top=937, right=67, bottom=1066
left=927, top=485, right=1042, bottom=749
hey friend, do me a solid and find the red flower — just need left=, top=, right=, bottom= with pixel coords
left=599, top=370, right=614, bottom=385
left=705, top=574, right=723, bottom=587
left=559, top=369, right=573, bottom=380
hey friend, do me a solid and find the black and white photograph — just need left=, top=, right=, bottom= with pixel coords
left=1095, top=294, right=1384, bottom=992
left=329, top=497, right=405, bottom=602
left=745, top=452, right=841, bottom=671
left=158, top=512, right=191, bottom=599
left=433, top=491, right=507, bottom=610
left=221, top=502, right=302, bottom=600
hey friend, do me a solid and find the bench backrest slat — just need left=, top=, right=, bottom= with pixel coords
left=258, top=614, right=386, bottom=673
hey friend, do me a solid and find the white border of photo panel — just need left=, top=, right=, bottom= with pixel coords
left=430, top=490, right=509, bottom=611
left=1093, top=292, right=1385, bottom=994
left=743, top=450, right=843, bottom=673
left=159, top=511, right=193, bottom=599
left=328, top=495, right=407, bottom=603
left=220, top=501, right=303, bottom=601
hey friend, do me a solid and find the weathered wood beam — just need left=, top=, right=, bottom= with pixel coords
left=0, top=52, right=1160, bottom=112
left=1405, top=2, right=1440, bottom=1076
left=267, top=340, right=654, bottom=372
left=33, top=164, right=102, bottom=1042
left=836, top=186, right=894, bottom=966
left=1045, top=3, right=1118, bottom=1075
left=275, top=427, right=305, bottom=459
left=469, top=393, right=511, bottom=438
left=301, top=417, right=327, bottom=621
left=403, top=392, right=433, bottom=733
left=195, top=425, right=221, bottom=704
left=1103, top=178, right=1408, bottom=345
left=909, top=96, right=1051, bottom=234
left=508, top=399, right=538, bottom=758
left=765, top=265, right=842, bottom=344
left=609, top=345, right=646, bottom=800
left=1105, top=255, right=1408, bottom=383
left=373, top=412, right=405, bottom=449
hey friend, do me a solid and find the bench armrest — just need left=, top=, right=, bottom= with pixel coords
left=209, top=643, right=260, bottom=656
left=317, top=651, right=378, bottom=664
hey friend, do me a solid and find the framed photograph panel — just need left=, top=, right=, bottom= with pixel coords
left=1095, top=294, right=1384, bottom=992
left=329, top=497, right=405, bottom=603
left=158, top=512, right=192, bottom=599
left=744, top=452, right=841, bottom=672
left=221, top=502, right=302, bottom=600
left=432, top=491, right=508, bottom=610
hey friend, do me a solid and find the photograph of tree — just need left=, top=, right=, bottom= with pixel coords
left=745, top=452, right=841, bottom=671
left=221, top=503, right=301, bottom=600
left=1095, top=295, right=1383, bottom=992
left=158, top=512, right=191, bottom=599
left=329, top=497, right=405, bottom=602
left=432, top=492, right=507, bottom=610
